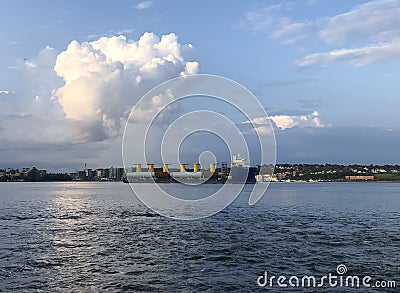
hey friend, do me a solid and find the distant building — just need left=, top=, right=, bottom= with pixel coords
left=345, top=175, right=374, bottom=181
left=276, top=173, right=289, bottom=180
left=77, top=170, right=85, bottom=180
left=95, top=168, right=109, bottom=180
left=18, top=167, right=46, bottom=181
left=84, top=168, right=93, bottom=180
left=256, top=174, right=277, bottom=182
left=109, top=167, right=125, bottom=181
left=68, top=172, right=78, bottom=180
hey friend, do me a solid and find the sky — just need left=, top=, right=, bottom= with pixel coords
left=1, top=0, right=400, bottom=171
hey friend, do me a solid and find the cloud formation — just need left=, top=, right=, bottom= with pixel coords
left=242, top=3, right=311, bottom=44
left=134, top=1, right=153, bottom=10
left=0, top=31, right=199, bottom=171
left=298, top=0, right=400, bottom=68
left=243, top=111, right=324, bottom=133
left=243, top=0, right=400, bottom=68
left=319, top=0, right=400, bottom=43
left=269, top=111, right=324, bottom=130
left=296, top=40, right=400, bottom=68
left=54, top=33, right=199, bottom=142
left=0, top=45, right=70, bottom=146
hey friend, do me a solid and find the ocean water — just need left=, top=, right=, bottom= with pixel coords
left=0, top=182, right=399, bottom=292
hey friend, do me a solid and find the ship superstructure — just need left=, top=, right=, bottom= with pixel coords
left=230, top=154, right=257, bottom=184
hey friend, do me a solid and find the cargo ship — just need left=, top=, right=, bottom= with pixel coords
left=124, top=155, right=257, bottom=184
left=229, top=154, right=257, bottom=184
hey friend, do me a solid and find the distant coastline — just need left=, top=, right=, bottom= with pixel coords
left=1, top=163, right=400, bottom=183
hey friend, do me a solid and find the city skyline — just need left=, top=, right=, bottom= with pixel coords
left=2, top=162, right=400, bottom=182
left=1, top=0, right=400, bottom=172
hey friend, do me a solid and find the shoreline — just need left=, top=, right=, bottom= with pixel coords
left=2, top=180, right=400, bottom=183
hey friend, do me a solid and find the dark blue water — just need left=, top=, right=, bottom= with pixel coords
left=0, top=182, right=399, bottom=292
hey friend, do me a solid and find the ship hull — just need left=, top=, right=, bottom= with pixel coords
left=230, top=166, right=257, bottom=183
left=124, top=167, right=257, bottom=184
left=124, top=177, right=227, bottom=184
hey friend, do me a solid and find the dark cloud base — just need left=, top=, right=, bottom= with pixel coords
left=276, top=126, right=400, bottom=165
left=1, top=126, right=399, bottom=172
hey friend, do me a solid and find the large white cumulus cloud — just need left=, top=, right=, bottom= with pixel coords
left=54, top=32, right=199, bottom=142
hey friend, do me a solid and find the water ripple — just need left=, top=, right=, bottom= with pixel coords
left=0, top=182, right=399, bottom=292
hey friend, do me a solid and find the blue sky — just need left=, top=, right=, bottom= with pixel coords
left=1, top=0, right=399, bottom=171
